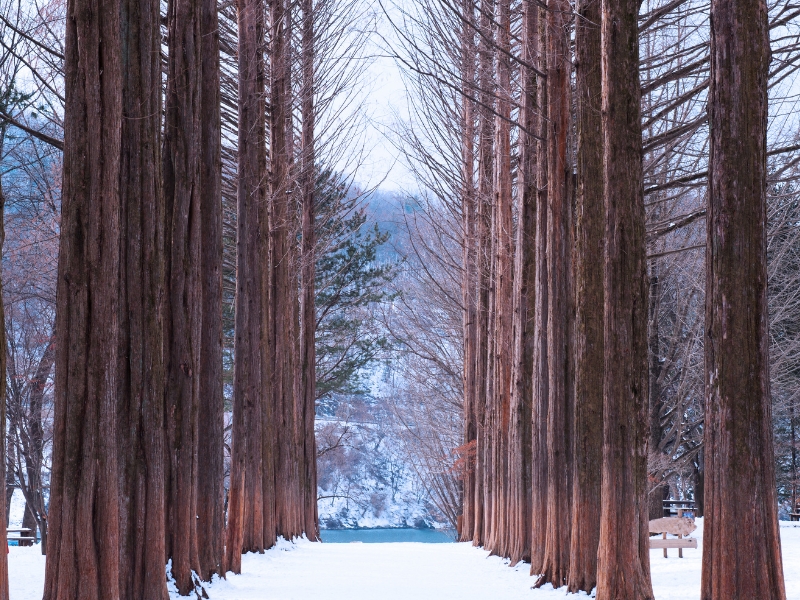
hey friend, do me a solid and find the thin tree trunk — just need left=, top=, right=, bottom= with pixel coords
left=568, top=0, right=604, bottom=589
left=702, top=0, right=786, bottom=593
left=537, top=0, right=573, bottom=583
left=269, top=0, right=298, bottom=541
left=197, top=0, right=225, bottom=578
left=299, top=0, right=319, bottom=541
left=0, top=159, right=8, bottom=600
left=227, top=0, right=267, bottom=573
left=44, top=0, right=123, bottom=595
left=647, top=260, right=666, bottom=521
left=529, top=4, right=549, bottom=572
left=507, top=0, right=536, bottom=565
left=459, top=0, right=477, bottom=545
left=472, top=0, right=494, bottom=547
left=596, top=0, right=653, bottom=591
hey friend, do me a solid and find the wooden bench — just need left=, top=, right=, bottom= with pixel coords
left=6, top=528, right=34, bottom=547
left=649, top=517, right=697, bottom=558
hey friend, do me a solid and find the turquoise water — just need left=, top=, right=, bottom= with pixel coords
left=320, top=528, right=456, bottom=544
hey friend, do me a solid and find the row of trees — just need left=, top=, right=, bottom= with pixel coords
left=0, top=0, right=380, bottom=596
left=388, top=0, right=797, bottom=598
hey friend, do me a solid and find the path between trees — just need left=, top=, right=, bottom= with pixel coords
left=7, top=521, right=800, bottom=599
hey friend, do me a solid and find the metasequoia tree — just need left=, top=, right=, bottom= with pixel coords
left=701, top=0, right=786, bottom=593
left=472, top=0, right=494, bottom=548
left=299, top=0, right=320, bottom=539
left=536, top=0, right=573, bottom=584
left=485, top=0, right=513, bottom=556
left=0, top=117, right=9, bottom=600
left=268, top=0, right=302, bottom=541
left=227, top=0, right=267, bottom=573
left=163, top=0, right=204, bottom=590
left=529, top=0, right=549, bottom=572
left=568, top=0, right=604, bottom=592
left=459, top=0, right=478, bottom=544
left=43, top=0, right=123, bottom=596
left=595, top=0, right=653, bottom=593
left=506, top=0, right=537, bottom=565
left=197, top=0, right=225, bottom=579
left=117, top=0, right=169, bottom=596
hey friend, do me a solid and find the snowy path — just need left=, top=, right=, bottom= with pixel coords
left=9, top=521, right=800, bottom=599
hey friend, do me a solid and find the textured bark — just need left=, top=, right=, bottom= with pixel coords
left=471, top=0, right=494, bottom=548
left=536, top=0, right=573, bottom=584
left=197, top=0, right=225, bottom=579
left=459, top=0, right=478, bottom=545
left=269, top=0, right=301, bottom=541
left=506, top=0, right=537, bottom=566
left=596, top=0, right=653, bottom=592
left=299, top=0, right=319, bottom=540
left=117, top=0, right=169, bottom=596
left=529, top=5, right=549, bottom=572
left=163, top=0, right=204, bottom=589
left=0, top=157, right=9, bottom=600
left=486, top=0, right=514, bottom=557
left=568, top=0, right=604, bottom=591
left=44, top=0, right=123, bottom=596
left=701, top=0, right=786, bottom=594
left=647, top=262, right=666, bottom=521
left=227, top=0, right=267, bottom=573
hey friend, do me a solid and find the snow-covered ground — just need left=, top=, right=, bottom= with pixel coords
left=8, top=520, right=800, bottom=599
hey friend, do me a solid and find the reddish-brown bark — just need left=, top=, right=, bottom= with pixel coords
left=529, top=5, right=549, bottom=572
left=484, top=0, right=514, bottom=557
left=596, top=0, right=653, bottom=592
left=227, top=0, right=267, bottom=573
left=197, top=0, right=226, bottom=579
left=568, top=0, right=604, bottom=591
left=702, top=0, right=786, bottom=595
left=506, top=0, right=536, bottom=564
left=459, top=0, right=478, bottom=544
left=299, top=0, right=320, bottom=540
left=269, top=0, right=300, bottom=541
left=44, top=0, right=123, bottom=596
left=116, top=0, right=169, bottom=596
left=471, top=0, right=494, bottom=548
left=536, top=0, right=573, bottom=584
left=163, top=0, right=205, bottom=589
left=0, top=153, right=9, bottom=600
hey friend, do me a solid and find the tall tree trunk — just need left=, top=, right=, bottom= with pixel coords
left=596, top=0, right=653, bottom=592
left=44, top=0, right=123, bottom=595
left=269, top=0, right=299, bottom=541
left=487, top=0, right=513, bottom=558
left=702, top=0, right=786, bottom=594
left=537, top=0, right=573, bottom=584
left=507, top=0, right=537, bottom=566
left=22, top=337, right=55, bottom=554
left=0, top=157, right=9, bottom=600
left=197, top=0, right=225, bottom=579
left=568, top=0, right=604, bottom=589
left=163, top=0, right=204, bottom=590
left=227, top=0, right=267, bottom=573
left=647, top=260, right=666, bottom=521
left=117, top=0, right=169, bottom=595
left=473, top=0, right=494, bottom=547
left=459, top=0, right=477, bottom=545
left=299, top=0, right=319, bottom=541
left=529, top=4, right=549, bottom=572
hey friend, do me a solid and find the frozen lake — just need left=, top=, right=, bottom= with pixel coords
left=319, top=528, right=455, bottom=543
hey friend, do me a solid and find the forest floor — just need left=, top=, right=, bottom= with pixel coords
left=8, top=520, right=800, bottom=599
